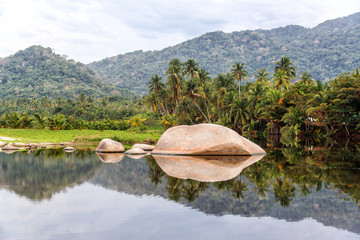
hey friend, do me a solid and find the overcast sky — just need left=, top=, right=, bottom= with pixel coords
left=0, top=0, right=359, bottom=63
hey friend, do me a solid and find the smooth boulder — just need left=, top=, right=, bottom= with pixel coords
left=63, top=146, right=76, bottom=152
left=1, top=144, right=20, bottom=151
left=152, top=123, right=265, bottom=156
left=95, top=139, right=125, bottom=153
left=131, top=143, right=155, bottom=151
left=125, top=147, right=147, bottom=155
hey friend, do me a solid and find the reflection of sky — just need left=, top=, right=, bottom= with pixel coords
left=0, top=183, right=358, bottom=240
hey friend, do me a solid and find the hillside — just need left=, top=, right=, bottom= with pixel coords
left=0, top=46, right=131, bottom=99
left=88, top=12, right=360, bottom=95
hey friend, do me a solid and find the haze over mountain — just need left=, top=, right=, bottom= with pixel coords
left=0, top=46, right=131, bottom=99
left=88, top=12, right=360, bottom=95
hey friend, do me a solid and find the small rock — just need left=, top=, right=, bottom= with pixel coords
left=131, top=143, right=155, bottom=151
left=1, top=144, right=20, bottom=151
left=64, top=146, right=76, bottom=152
left=13, top=142, right=28, bottom=147
left=95, top=139, right=125, bottom=153
left=125, top=147, right=147, bottom=155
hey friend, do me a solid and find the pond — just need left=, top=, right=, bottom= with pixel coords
left=0, top=143, right=359, bottom=239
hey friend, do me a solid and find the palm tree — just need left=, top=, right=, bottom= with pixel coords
left=231, top=63, right=248, bottom=96
left=183, top=78, right=210, bottom=122
left=197, top=69, right=211, bottom=86
left=212, top=73, right=236, bottom=108
left=254, top=68, right=270, bottom=86
left=229, top=97, right=249, bottom=131
left=273, top=69, right=291, bottom=90
left=298, top=72, right=313, bottom=85
left=246, top=82, right=267, bottom=120
left=183, top=59, right=200, bottom=79
left=166, top=59, right=184, bottom=109
left=148, top=74, right=164, bottom=94
left=274, top=56, right=296, bottom=79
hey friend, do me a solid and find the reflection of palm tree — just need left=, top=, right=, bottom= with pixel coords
left=166, top=176, right=184, bottom=202
left=148, top=165, right=164, bottom=186
left=273, top=178, right=296, bottom=207
left=214, top=178, right=236, bottom=191
left=182, top=180, right=209, bottom=202
left=231, top=177, right=248, bottom=199
left=146, top=156, right=165, bottom=186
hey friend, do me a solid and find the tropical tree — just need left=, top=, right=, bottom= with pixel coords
left=183, top=78, right=210, bottom=122
left=148, top=74, right=164, bottom=94
left=254, top=68, right=270, bottom=86
left=231, top=63, right=248, bottom=96
left=183, top=59, right=200, bottom=79
left=166, top=59, right=184, bottom=109
left=274, top=56, right=296, bottom=79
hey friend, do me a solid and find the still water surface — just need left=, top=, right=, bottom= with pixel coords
left=0, top=145, right=359, bottom=239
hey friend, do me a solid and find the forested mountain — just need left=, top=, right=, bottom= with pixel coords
left=0, top=46, right=131, bottom=99
left=88, top=12, right=360, bottom=95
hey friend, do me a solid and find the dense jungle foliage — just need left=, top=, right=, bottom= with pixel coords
left=89, top=12, right=360, bottom=95
left=0, top=94, right=150, bottom=131
left=145, top=57, right=360, bottom=140
left=0, top=46, right=132, bottom=99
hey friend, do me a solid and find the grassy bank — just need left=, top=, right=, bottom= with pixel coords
left=0, top=128, right=163, bottom=144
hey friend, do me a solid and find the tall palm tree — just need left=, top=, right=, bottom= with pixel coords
left=231, top=63, right=248, bottom=96
left=212, top=73, right=236, bottom=108
left=273, top=69, right=291, bottom=90
left=254, top=68, right=270, bottom=86
left=229, top=97, right=249, bottom=131
left=298, top=72, right=313, bottom=85
left=183, top=78, right=210, bottom=122
left=183, top=59, right=200, bottom=79
left=166, top=59, right=184, bottom=109
left=197, top=69, right=211, bottom=86
left=148, top=74, right=164, bottom=94
left=274, top=56, right=296, bottom=79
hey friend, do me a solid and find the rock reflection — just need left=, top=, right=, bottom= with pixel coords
left=152, top=154, right=265, bottom=182
left=96, top=153, right=125, bottom=163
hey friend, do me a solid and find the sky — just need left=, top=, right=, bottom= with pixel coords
left=0, top=0, right=359, bottom=63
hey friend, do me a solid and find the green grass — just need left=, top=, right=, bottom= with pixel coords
left=0, top=128, right=163, bottom=144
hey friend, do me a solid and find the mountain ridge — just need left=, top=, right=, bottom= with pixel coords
left=0, top=45, right=132, bottom=99
left=88, top=12, right=360, bottom=95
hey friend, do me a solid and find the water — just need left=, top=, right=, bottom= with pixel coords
left=0, top=145, right=359, bottom=239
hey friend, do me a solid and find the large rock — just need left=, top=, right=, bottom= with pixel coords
left=152, top=154, right=264, bottom=182
left=95, top=139, right=125, bottom=153
left=152, top=123, right=265, bottom=156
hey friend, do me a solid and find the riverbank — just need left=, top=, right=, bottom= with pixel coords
left=0, top=128, right=163, bottom=145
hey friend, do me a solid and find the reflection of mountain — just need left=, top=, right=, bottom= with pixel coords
left=90, top=152, right=360, bottom=235
left=0, top=150, right=102, bottom=201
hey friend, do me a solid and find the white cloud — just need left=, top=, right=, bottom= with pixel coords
left=0, top=0, right=359, bottom=63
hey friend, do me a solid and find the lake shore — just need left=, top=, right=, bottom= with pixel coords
left=0, top=128, right=162, bottom=146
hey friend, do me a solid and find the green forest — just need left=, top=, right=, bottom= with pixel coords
left=0, top=46, right=131, bottom=99
left=0, top=94, right=147, bottom=131
left=88, top=12, right=360, bottom=95
left=145, top=57, right=360, bottom=142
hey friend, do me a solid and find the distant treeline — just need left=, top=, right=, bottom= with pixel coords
left=0, top=94, right=148, bottom=131
left=145, top=57, right=360, bottom=140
